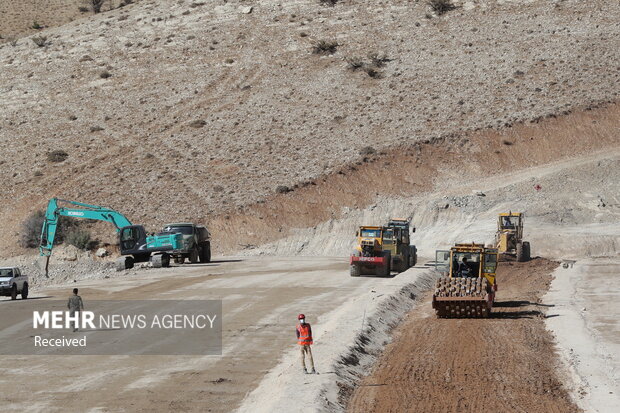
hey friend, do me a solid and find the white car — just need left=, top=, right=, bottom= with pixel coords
left=0, top=267, right=29, bottom=300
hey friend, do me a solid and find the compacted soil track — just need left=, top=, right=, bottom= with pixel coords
left=348, top=258, right=581, bottom=413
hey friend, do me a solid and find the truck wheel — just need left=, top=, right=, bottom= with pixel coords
left=11, top=284, right=17, bottom=300
left=21, top=283, right=28, bottom=300
left=199, top=243, right=211, bottom=263
left=516, top=242, right=525, bottom=262
left=161, top=253, right=170, bottom=268
left=350, top=264, right=361, bottom=277
left=189, top=248, right=199, bottom=264
left=175, top=256, right=185, bottom=264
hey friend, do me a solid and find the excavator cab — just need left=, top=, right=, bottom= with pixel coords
left=119, top=226, right=147, bottom=255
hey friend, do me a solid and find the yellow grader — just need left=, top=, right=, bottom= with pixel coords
left=496, top=212, right=530, bottom=261
left=432, top=243, right=498, bottom=318
left=350, top=226, right=391, bottom=277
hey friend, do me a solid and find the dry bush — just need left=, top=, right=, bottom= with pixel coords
left=312, top=40, right=338, bottom=55
left=428, top=0, right=456, bottom=16
left=31, top=36, right=48, bottom=47
left=345, top=56, right=365, bottom=71
left=368, top=52, right=389, bottom=68
left=19, top=211, right=45, bottom=248
left=47, top=150, right=69, bottom=162
left=65, top=229, right=92, bottom=250
left=84, top=0, right=106, bottom=13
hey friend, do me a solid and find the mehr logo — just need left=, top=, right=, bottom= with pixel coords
left=33, top=311, right=217, bottom=330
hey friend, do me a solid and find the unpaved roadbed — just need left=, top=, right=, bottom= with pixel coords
left=348, top=259, right=581, bottom=413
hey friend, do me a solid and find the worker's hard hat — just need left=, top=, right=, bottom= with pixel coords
left=298, top=314, right=305, bottom=320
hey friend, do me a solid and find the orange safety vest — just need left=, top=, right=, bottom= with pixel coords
left=297, top=323, right=313, bottom=345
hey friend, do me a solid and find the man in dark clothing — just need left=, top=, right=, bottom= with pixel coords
left=67, top=288, right=84, bottom=332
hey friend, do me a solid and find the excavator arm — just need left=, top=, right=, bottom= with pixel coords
left=39, top=198, right=133, bottom=257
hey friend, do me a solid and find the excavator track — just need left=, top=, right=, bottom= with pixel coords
left=432, top=277, right=491, bottom=318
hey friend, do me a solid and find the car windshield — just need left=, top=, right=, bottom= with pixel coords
left=163, top=226, right=193, bottom=235
left=0, top=269, right=14, bottom=277
left=360, top=229, right=381, bottom=238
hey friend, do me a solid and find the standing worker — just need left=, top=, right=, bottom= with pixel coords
left=296, top=314, right=316, bottom=374
left=67, top=288, right=84, bottom=332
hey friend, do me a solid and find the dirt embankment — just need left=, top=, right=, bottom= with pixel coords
left=212, top=104, right=620, bottom=253
left=346, top=258, right=581, bottom=413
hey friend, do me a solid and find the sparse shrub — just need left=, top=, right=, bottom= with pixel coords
left=66, top=229, right=92, bottom=250
left=31, top=21, right=42, bottom=30
left=34, top=171, right=43, bottom=177
left=19, top=211, right=45, bottom=248
left=428, top=0, right=455, bottom=16
left=84, top=0, right=105, bottom=13
left=100, top=70, right=111, bottom=79
left=312, top=39, right=338, bottom=55
left=78, top=6, right=89, bottom=12
left=189, top=119, right=206, bottom=128
left=276, top=185, right=292, bottom=194
left=359, top=146, right=376, bottom=156
left=31, top=36, right=48, bottom=47
left=368, top=52, right=389, bottom=68
left=19, top=210, right=85, bottom=248
left=319, top=0, right=339, bottom=5
left=47, top=150, right=69, bottom=163
left=364, top=67, right=382, bottom=79
left=345, top=56, right=365, bottom=71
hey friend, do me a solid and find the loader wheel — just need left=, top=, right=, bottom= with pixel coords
left=21, top=283, right=28, bottom=300
left=10, top=284, right=17, bottom=300
left=380, top=252, right=391, bottom=277
left=189, top=247, right=199, bottom=264
left=523, top=241, right=531, bottom=261
left=410, top=246, right=417, bottom=267
left=350, top=264, right=361, bottom=277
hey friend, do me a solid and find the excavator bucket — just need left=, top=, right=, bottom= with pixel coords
left=432, top=277, right=491, bottom=318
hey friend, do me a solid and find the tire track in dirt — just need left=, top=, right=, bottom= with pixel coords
left=347, top=258, right=580, bottom=413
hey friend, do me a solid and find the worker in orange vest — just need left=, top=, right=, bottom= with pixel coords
left=296, top=314, right=316, bottom=374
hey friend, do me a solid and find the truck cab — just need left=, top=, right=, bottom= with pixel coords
left=0, top=267, right=29, bottom=300
left=160, top=223, right=211, bottom=264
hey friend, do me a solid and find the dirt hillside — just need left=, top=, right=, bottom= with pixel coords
left=347, top=258, right=580, bottom=413
left=1, top=0, right=619, bottom=256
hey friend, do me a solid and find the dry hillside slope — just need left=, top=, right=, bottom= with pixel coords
left=1, top=0, right=619, bottom=256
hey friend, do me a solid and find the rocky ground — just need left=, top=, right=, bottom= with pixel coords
left=1, top=0, right=619, bottom=256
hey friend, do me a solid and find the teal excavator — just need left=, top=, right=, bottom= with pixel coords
left=39, top=198, right=183, bottom=276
